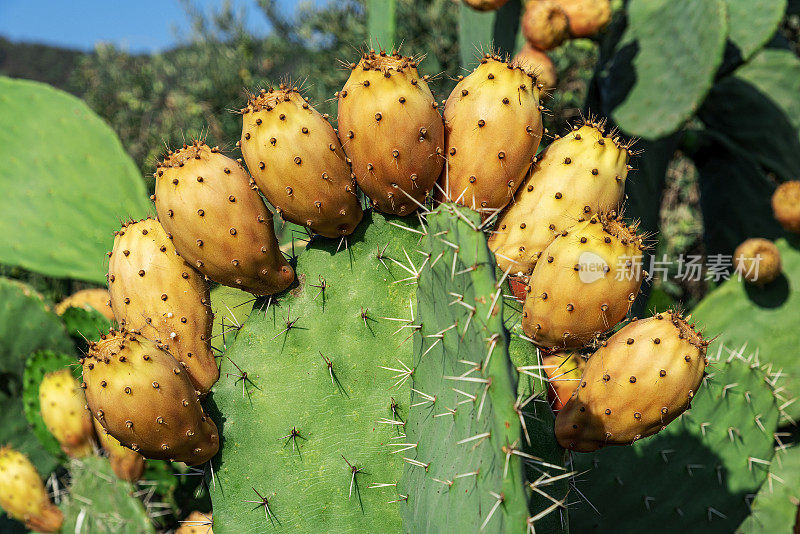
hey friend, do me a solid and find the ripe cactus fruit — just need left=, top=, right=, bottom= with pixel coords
left=92, top=418, right=144, bottom=482
left=177, top=511, right=213, bottom=533
left=82, top=330, right=219, bottom=465
left=154, top=141, right=294, bottom=296
left=772, top=180, right=800, bottom=233
left=734, top=237, right=782, bottom=285
left=337, top=51, right=444, bottom=215
left=38, top=369, right=94, bottom=458
left=555, top=0, right=612, bottom=37
left=513, top=44, right=557, bottom=91
left=463, top=0, right=509, bottom=10
left=438, top=54, right=543, bottom=214
left=489, top=121, right=630, bottom=276
left=522, top=212, right=644, bottom=348
left=542, top=350, right=585, bottom=411
left=240, top=85, right=363, bottom=237
left=55, top=288, right=114, bottom=320
left=107, top=218, right=218, bottom=394
left=555, top=311, right=709, bottom=452
left=0, top=447, right=63, bottom=533
left=522, top=0, right=570, bottom=51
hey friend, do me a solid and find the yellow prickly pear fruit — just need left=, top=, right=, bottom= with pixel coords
left=522, top=0, right=570, bottom=51
left=555, top=311, right=709, bottom=452
left=438, top=54, right=543, bottom=214
left=337, top=50, right=444, bottom=215
left=489, top=120, right=630, bottom=276
left=240, top=85, right=363, bottom=237
left=177, top=511, right=213, bottom=533
left=92, top=418, right=145, bottom=482
left=772, top=180, right=800, bottom=233
left=55, top=288, right=114, bottom=320
left=542, top=350, right=586, bottom=411
left=154, top=141, right=294, bottom=296
left=39, top=369, right=94, bottom=458
left=513, top=44, right=557, bottom=91
left=108, top=218, right=218, bottom=394
left=83, top=330, right=219, bottom=465
left=734, top=238, right=782, bottom=285
left=555, top=0, right=612, bottom=38
left=522, top=212, right=644, bottom=348
left=0, top=446, right=63, bottom=533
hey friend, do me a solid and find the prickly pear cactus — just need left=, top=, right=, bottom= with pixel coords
left=400, top=204, right=566, bottom=532
left=210, top=211, right=423, bottom=532
left=60, top=456, right=155, bottom=534
left=0, top=77, right=152, bottom=283
left=569, top=349, right=782, bottom=532
left=61, top=305, right=112, bottom=352
left=737, top=444, right=800, bottom=533
left=23, top=351, right=83, bottom=459
left=692, top=238, right=800, bottom=420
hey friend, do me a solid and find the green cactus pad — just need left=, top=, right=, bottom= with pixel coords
left=209, top=285, right=255, bottom=353
left=0, top=277, right=73, bottom=382
left=692, top=238, right=800, bottom=420
left=23, top=350, right=83, bottom=459
left=60, top=455, right=156, bottom=534
left=61, top=306, right=112, bottom=352
left=400, top=204, right=565, bottom=533
left=0, top=77, right=152, bottom=283
left=210, top=211, right=423, bottom=533
left=723, top=0, right=787, bottom=61
left=612, top=0, right=727, bottom=139
left=738, top=444, right=800, bottom=532
left=570, top=350, right=780, bottom=532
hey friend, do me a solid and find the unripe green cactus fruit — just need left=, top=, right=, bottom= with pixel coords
left=154, top=141, right=294, bottom=296
left=438, top=54, right=543, bottom=214
left=337, top=50, right=444, bottom=215
left=489, top=120, right=630, bottom=276
left=82, top=330, right=219, bottom=465
left=555, top=311, right=708, bottom=452
left=38, top=369, right=94, bottom=458
left=108, top=218, right=218, bottom=394
left=0, top=446, right=63, bottom=533
left=240, top=84, right=363, bottom=237
left=522, top=212, right=644, bottom=348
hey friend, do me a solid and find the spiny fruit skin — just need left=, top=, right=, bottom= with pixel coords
left=39, top=369, right=94, bottom=458
left=337, top=51, right=444, bottom=215
left=240, top=85, right=363, bottom=237
left=513, top=44, right=557, bottom=91
left=556, top=0, right=612, bottom=37
left=108, top=218, right=218, bottom=394
left=522, top=212, right=644, bottom=348
left=772, top=180, right=800, bottom=233
left=154, top=141, right=294, bottom=296
left=0, top=447, right=63, bottom=533
left=463, top=0, right=509, bottom=10
left=489, top=121, right=629, bottom=275
left=522, top=0, right=570, bottom=51
left=55, top=288, right=114, bottom=320
left=82, top=330, right=219, bottom=465
left=438, top=55, right=543, bottom=214
left=542, top=350, right=586, bottom=411
left=734, top=238, right=782, bottom=285
left=555, top=312, right=709, bottom=452
left=93, top=418, right=145, bottom=482
left=176, top=511, right=213, bottom=533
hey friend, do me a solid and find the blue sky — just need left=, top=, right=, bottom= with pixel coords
left=0, top=0, right=309, bottom=53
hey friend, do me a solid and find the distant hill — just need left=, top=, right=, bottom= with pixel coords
left=0, top=37, right=85, bottom=93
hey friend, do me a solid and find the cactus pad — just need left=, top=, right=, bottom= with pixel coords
left=210, top=211, right=423, bottom=532
left=0, top=77, right=152, bottom=283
